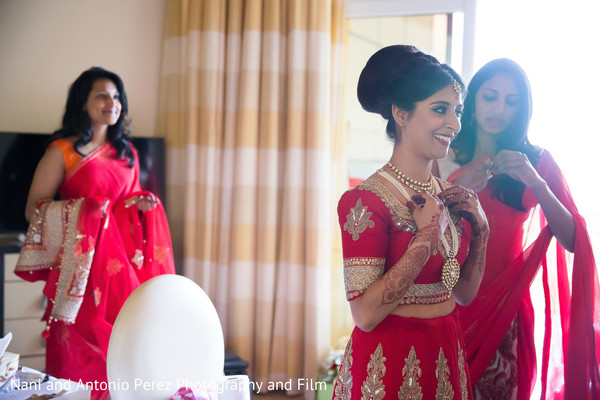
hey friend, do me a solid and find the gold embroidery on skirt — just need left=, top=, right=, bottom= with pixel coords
left=334, top=337, right=354, bottom=400
left=457, top=342, right=468, bottom=400
left=398, top=346, right=423, bottom=399
left=343, top=198, right=375, bottom=241
left=435, top=348, right=454, bottom=400
left=361, top=344, right=386, bottom=400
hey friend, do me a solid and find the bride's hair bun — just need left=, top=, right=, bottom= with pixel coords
left=357, top=45, right=463, bottom=141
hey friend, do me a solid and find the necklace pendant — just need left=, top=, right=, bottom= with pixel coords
left=441, top=257, right=460, bottom=292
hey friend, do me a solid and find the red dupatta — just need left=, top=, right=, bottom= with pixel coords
left=449, top=151, right=600, bottom=399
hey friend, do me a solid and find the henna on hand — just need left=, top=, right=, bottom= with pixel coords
left=411, top=193, right=426, bottom=209
left=380, top=222, right=439, bottom=305
left=440, top=186, right=487, bottom=237
left=414, top=217, right=443, bottom=245
left=439, top=185, right=489, bottom=283
left=439, top=186, right=471, bottom=206
left=449, top=203, right=483, bottom=236
left=409, top=193, right=447, bottom=240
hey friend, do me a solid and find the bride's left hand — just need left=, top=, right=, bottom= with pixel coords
left=438, top=185, right=488, bottom=237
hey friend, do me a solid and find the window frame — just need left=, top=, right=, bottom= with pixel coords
left=345, top=0, right=477, bottom=80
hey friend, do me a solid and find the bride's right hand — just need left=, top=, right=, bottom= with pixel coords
left=408, top=192, right=448, bottom=241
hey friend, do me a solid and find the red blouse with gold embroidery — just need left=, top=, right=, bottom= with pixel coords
left=338, top=177, right=472, bottom=303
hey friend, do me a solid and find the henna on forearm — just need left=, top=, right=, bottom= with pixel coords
left=381, top=242, right=430, bottom=304
left=460, top=225, right=489, bottom=282
left=380, top=223, right=439, bottom=305
left=440, top=186, right=487, bottom=236
left=411, top=214, right=443, bottom=245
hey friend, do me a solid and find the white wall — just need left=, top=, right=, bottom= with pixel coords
left=0, top=0, right=167, bottom=136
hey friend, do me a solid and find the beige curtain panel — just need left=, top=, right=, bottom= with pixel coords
left=156, top=0, right=347, bottom=397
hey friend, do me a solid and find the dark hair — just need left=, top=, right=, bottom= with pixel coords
left=357, top=45, right=465, bottom=142
left=451, top=58, right=541, bottom=210
left=52, top=67, right=134, bottom=167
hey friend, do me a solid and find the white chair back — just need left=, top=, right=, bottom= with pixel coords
left=107, top=274, right=225, bottom=400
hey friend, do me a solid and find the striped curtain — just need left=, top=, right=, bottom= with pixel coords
left=157, top=0, right=347, bottom=396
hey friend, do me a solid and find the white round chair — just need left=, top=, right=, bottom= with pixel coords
left=107, top=274, right=225, bottom=400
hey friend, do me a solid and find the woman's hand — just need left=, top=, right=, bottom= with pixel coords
left=126, top=194, right=158, bottom=211
left=493, top=150, right=576, bottom=251
left=441, top=185, right=489, bottom=305
left=452, top=160, right=493, bottom=193
left=408, top=192, right=448, bottom=241
left=491, top=150, right=544, bottom=189
left=439, top=185, right=488, bottom=238
left=440, top=185, right=489, bottom=305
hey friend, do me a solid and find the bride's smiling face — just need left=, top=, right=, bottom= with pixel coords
left=395, top=84, right=463, bottom=161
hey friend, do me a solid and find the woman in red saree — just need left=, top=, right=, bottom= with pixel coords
left=14, top=67, right=175, bottom=399
left=437, top=59, right=600, bottom=399
left=333, top=45, right=489, bottom=399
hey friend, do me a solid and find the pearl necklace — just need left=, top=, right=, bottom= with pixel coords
left=378, top=169, right=460, bottom=293
left=387, top=162, right=434, bottom=193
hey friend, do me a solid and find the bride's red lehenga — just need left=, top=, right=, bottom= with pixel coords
left=15, top=139, right=175, bottom=399
left=333, top=177, right=474, bottom=400
left=448, top=150, right=600, bottom=399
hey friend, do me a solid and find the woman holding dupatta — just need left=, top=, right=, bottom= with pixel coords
left=14, top=67, right=175, bottom=399
left=437, top=58, right=600, bottom=399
